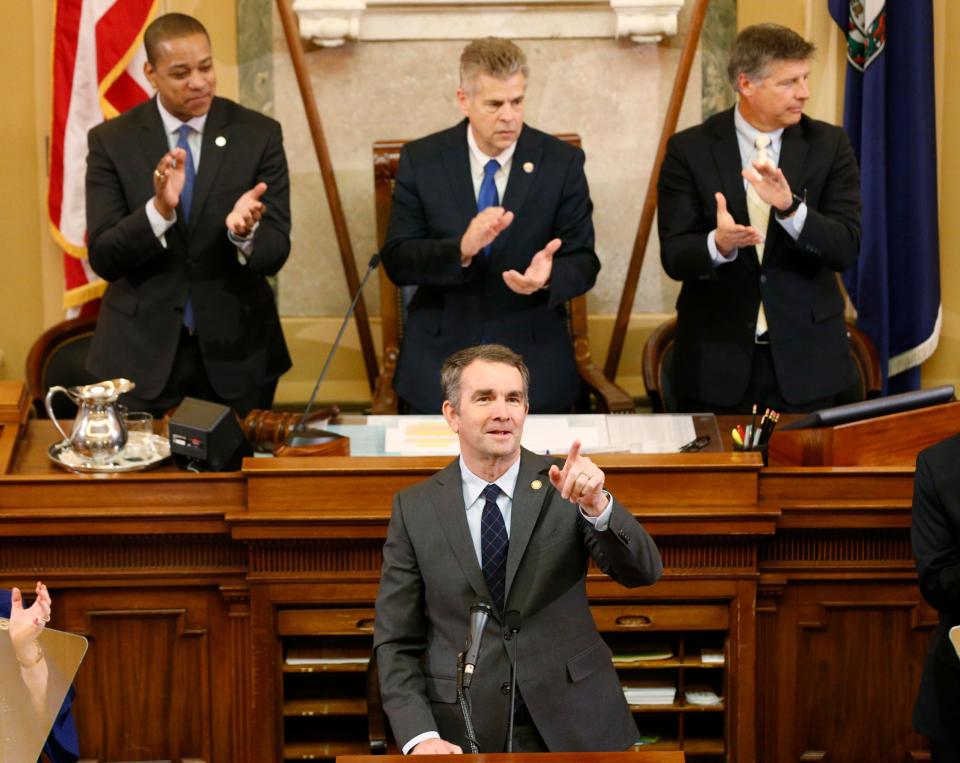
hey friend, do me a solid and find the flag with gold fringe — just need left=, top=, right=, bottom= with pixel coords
left=829, top=0, right=941, bottom=392
left=48, top=0, right=156, bottom=316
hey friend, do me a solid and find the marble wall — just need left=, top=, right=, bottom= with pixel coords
left=240, top=0, right=730, bottom=321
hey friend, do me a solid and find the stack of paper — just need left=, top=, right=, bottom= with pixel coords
left=349, top=414, right=701, bottom=457
left=700, top=648, right=725, bottom=665
left=684, top=686, right=722, bottom=706
left=285, top=647, right=369, bottom=666
left=623, top=680, right=677, bottom=706
left=612, top=644, right=674, bottom=665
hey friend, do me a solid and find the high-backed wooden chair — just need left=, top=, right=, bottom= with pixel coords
left=371, top=138, right=634, bottom=414
left=642, top=316, right=884, bottom=413
left=26, top=315, right=99, bottom=419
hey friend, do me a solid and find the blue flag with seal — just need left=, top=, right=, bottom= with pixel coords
left=828, top=0, right=940, bottom=393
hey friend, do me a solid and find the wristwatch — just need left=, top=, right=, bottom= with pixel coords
left=774, top=193, right=803, bottom=219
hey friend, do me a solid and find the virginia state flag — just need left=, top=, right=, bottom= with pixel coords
left=828, top=0, right=940, bottom=392
left=48, top=0, right=156, bottom=315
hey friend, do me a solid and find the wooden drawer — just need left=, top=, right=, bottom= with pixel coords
left=592, top=604, right=729, bottom=631
left=278, top=608, right=376, bottom=636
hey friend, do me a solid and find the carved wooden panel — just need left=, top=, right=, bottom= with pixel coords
left=758, top=583, right=932, bottom=762
left=250, top=539, right=385, bottom=577
left=61, top=589, right=237, bottom=763
left=0, top=534, right=244, bottom=574
left=657, top=536, right=757, bottom=571
left=760, top=528, right=914, bottom=567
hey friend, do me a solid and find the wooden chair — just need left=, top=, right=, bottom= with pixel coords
left=642, top=316, right=883, bottom=413
left=371, top=138, right=635, bottom=415
left=25, top=315, right=99, bottom=419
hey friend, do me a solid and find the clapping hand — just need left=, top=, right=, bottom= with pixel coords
left=502, top=238, right=561, bottom=295
left=226, top=182, right=268, bottom=238
left=460, top=207, right=515, bottom=266
left=152, top=148, right=188, bottom=219
left=9, top=581, right=50, bottom=665
left=714, top=192, right=762, bottom=256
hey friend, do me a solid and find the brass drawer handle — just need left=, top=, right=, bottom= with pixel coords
left=615, top=614, right=652, bottom=628
left=356, top=618, right=375, bottom=632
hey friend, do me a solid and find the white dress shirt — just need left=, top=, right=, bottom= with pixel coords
left=466, top=123, right=516, bottom=204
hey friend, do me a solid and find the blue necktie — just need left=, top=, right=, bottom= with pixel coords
left=477, top=159, right=500, bottom=258
left=480, top=483, right=509, bottom=611
left=177, top=124, right=197, bottom=333
left=176, top=124, right=196, bottom=222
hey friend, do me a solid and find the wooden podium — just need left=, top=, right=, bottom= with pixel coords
left=767, top=400, right=960, bottom=466
left=0, top=380, right=939, bottom=762
left=337, top=754, right=684, bottom=763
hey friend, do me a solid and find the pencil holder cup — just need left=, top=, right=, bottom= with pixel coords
left=733, top=441, right=769, bottom=466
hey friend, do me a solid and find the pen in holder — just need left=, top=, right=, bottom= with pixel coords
left=731, top=406, right=779, bottom=466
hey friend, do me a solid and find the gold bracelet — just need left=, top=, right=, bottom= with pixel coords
left=17, top=640, right=43, bottom=669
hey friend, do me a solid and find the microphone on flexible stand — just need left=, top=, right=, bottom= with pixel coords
left=462, top=601, right=493, bottom=689
left=456, top=600, right=492, bottom=754
left=503, top=610, right=522, bottom=753
left=283, top=254, right=380, bottom=449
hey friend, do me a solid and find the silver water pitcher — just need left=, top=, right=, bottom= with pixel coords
left=45, top=378, right=135, bottom=464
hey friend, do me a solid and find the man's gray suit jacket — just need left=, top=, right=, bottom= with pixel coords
left=373, top=449, right=663, bottom=752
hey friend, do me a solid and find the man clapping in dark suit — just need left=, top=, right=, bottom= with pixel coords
left=381, top=38, right=600, bottom=414
left=658, top=24, right=862, bottom=414
left=85, top=13, right=291, bottom=416
left=373, top=344, right=662, bottom=754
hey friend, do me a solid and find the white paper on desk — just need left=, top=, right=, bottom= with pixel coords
left=520, top=417, right=602, bottom=454
left=384, top=417, right=459, bottom=456
left=605, top=415, right=696, bottom=453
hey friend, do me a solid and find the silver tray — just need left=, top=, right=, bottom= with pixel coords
left=48, top=433, right=171, bottom=474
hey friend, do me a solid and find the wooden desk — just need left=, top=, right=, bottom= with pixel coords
left=337, top=754, right=685, bottom=763
left=0, top=384, right=934, bottom=762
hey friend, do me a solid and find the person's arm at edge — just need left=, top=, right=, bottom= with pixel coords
left=912, top=450, right=960, bottom=612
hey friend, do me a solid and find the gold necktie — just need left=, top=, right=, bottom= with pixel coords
left=747, top=134, right=772, bottom=337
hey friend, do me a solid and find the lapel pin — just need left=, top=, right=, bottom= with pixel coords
left=523, top=161, right=534, bottom=174
left=215, top=135, right=227, bottom=147
left=531, top=479, right=543, bottom=490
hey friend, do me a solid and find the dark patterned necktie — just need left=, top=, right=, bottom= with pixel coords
left=480, top=483, right=509, bottom=611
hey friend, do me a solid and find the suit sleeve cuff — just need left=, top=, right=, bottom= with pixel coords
left=145, top=198, right=176, bottom=246
left=403, top=731, right=440, bottom=754
left=579, top=491, right=613, bottom=531
left=228, top=221, right=259, bottom=264
left=707, top=230, right=737, bottom=266
left=775, top=202, right=807, bottom=239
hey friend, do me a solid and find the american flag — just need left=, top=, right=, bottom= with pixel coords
left=48, top=0, right=156, bottom=317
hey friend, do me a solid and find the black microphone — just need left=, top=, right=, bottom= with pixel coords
left=286, top=254, right=380, bottom=446
left=462, top=600, right=493, bottom=689
left=504, top=610, right=522, bottom=753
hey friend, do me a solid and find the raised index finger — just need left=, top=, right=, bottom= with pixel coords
left=564, top=440, right=582, bottom=472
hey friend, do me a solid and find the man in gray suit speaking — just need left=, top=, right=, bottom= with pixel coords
left=373, top=344, right=662, bottom=754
